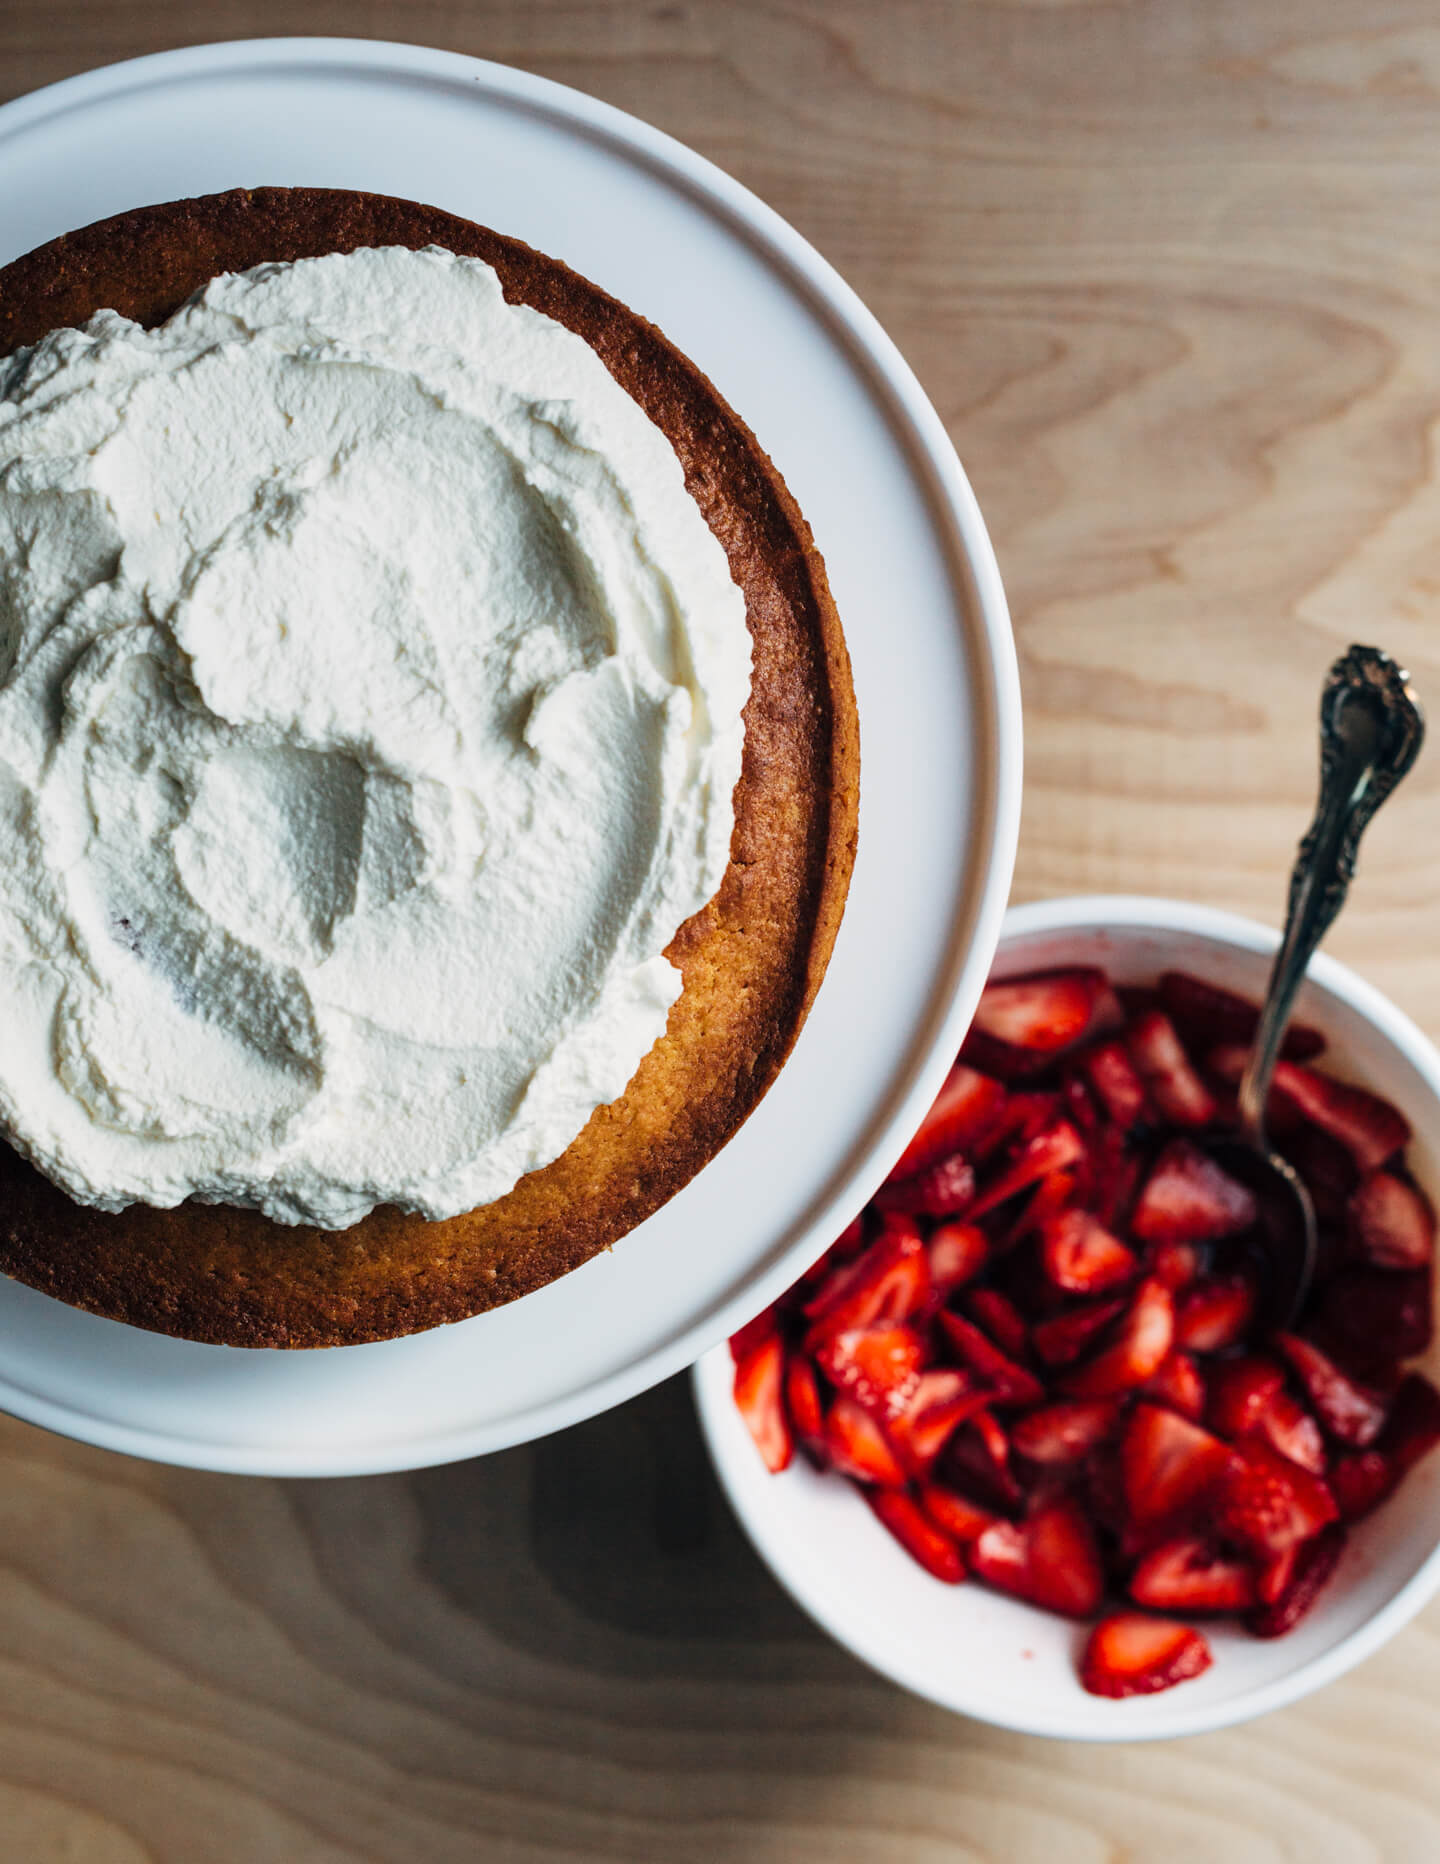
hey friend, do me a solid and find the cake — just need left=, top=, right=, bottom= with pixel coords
left=0, top=187, right=858, bottom=1348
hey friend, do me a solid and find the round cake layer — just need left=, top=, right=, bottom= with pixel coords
left=0, top=187, right=859, bottom=1347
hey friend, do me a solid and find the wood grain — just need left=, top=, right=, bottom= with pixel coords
left=5, top=2, right=1440, bottom=1857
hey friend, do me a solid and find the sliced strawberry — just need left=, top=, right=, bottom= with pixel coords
left=1349, top=1170, right=1435, bottom=1270
left=1279, top=1124, right=1359, bottom=1235
left=969, top=1493, right=1105, bottom=1618
left=1215, top=1438, right=1339, bottom=1557
left=891, top=1063, right=1007, bottom=1180
left=1061, top=1277, right=1175, bottom=1397
left=1126, top=1010, right=1217, bottom=1128
left=938, top=1310, right=1045, bottom=1407
left=1011, top=1398, right=1121, bottom=1466
left=728, top=1301, right=780, bottom=1364
left=1271, top=1060, right=1411, bottom=1172
left=784, top=1350, right=826, bottom=1442
left=1173, top=1275, right=1256, bottom=1354
left=1121, top=1402, right=1236, bottom=1530
left=1318, top=1264, right=1433, bottom=1364
left=918, top=1481, right=1001, bottom=1543
left=1040, top=1208, right=1137, bottom=1295
left=967, top=1120, right=1087, bottom=1221
left=1131, top=1140, right=1258, bottom=1245
left=1378, top=1371, right=1440, bottom=1474
left=998, top=1168, right=1076, bottom=1247
left=971, top=1091, right=1064, bottom=1159
left=732, top=1332, right=793, bottom=1473
left=1151, top=1239, right=1204, bottom=1292
left=888, top=1368, right=992, bottom=1476
left=1062, top=1072, right=1102, bottom=1136
left=1143, top=1351, right=1206, bottom=1422
left=864, top=1487, right=967, bottom=1584
left=1080, top=1123, right=1143, bottom=1231
left=942, top=1409, right=1023, bottom=1512
left=1157, top=970, right=1325, bottom=1064
left=964, top=1287, right=1030, bottom=1362
left=1130, top=1536, right=1256, bottom=1614
left=1328, top=1449, right=1398, bottom=1522
left=1274, top=1333, right=1389, bottom=1448
left=1246, top=1523, right=1346, bottom=1638
left=814, top=1324, right=925, bottom=1424
left=1254, top=1390, right=1327, bottom=1476
left=874, top=1152, right=976, bottom=1218
left=1207, top=1356, right=1286, bottom=1441
left=1082, top=1039, right=1149, bottom=1129
left=803, top=1221, right=929, bottom=1344
left=1032, top=1296, right=1128, bottom=1368
left=1253, top=1543, right=1297, bottom=1607
left=1080, top=1612, right=1212, bottom=1699
left=824, top=1395, right=907, bottom=1486
left=971, top=968, right=1108, bottom=1054
left=926, top=1222, right=989, bottom=1296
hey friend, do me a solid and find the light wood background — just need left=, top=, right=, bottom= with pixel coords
left=4, top=3, right=1440, bottom=1857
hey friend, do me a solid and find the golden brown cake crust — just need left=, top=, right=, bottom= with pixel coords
left=0, top=187, right=859, bottom=1347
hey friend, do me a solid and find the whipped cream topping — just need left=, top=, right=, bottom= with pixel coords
left=0, top=246, right=751, bottom=1227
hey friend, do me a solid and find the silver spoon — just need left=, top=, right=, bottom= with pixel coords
left=1209, top=644, right=1425, bottom=1333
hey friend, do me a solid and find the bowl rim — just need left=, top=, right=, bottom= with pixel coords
left=693, top=892, right=1440, bottom=1740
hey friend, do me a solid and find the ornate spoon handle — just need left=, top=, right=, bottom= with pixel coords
left=1237, top=646, right=1426, bottom=1140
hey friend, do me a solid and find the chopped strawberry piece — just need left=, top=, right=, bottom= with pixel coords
left=1207, top=1356, right=1286, bottom=1440
left=967, top=1120, right=1087, bottom=1220
left=1174, top=1275, right=1256, bottom=1354
left=1279, top=1124, right=1359, bottom=1234
left=971, top=967, right=1108, bottom=1054
left=1121, top=1402, right=1236, bottom=1530
left=1131, top=1140, right=1258, bottom=1245
left=1062, top=1277, right=1175, bottom=1397
left=804, top=1222, right=929, bottom=1345
left=1253, top=1544, right=1297, bottom=1607
left=1040, top=1208, right=1137, bottom=1295
left=1246, top=1523, right=1346, bottom=1638
left=1082, top=1039, right=1149, bottom=1129
left=874, top=1152, right=976, bottom=1217
left=1011, top=1398, right=1121, bottom=1466
left=969, top=1494, right=1105, bottom=1618
left=1062, top=1072, right=1102, bottom=1135
left=732, top=1332, right=793, bottom=1473
left=1271, top=1060, right=1411, bottom=1172
left=1215, top=1439, right=1339, bottom=1557
left=1151, top=1239, right=1204, bottom=1291
left=1158, top=970, right=1325, bottom=1061
left=1143, top=1351, right=1206, bottom=1422
left=1274, top=1333, right=1389, bottom=1448
left=1130, top=1536, right=1256, bottom=1613
left=891, top=1063, right=1008, bottom=1180
left=1378, top=1371, right=1440, bottom=1474
left=998, top=1168, right=1076, bottom=1247
left=942, top=1409, right=1023, bottom=1512
left=824, top=1395, right=907, bottom=1486
left=728, top=1300, right=780, bottom=1364
left=888, top=1368, right=991, bottom=1476
left=938, top=1310, right=1045, bottom=1406
left=926, top=1222, right=989, bottom=1295
left=1079, top=1123, right=1143, bottom=1231
left=1328, top=1449, right=1398, bottom=1521
left=1254, top=1390, right=1328, bottom=1476
left=814, top=1325, right=925, bottom=1424
left=1126, top=1010, right=1218, bottom=1128
left=864, top=1487, right=967, bottom=1583
left=918, top=1481, right=1001, bottom=1543
left=1080, top=1612, right=1212, bottom=1698
left=1318, top=1265, right=1433, bottom=1364
left=784, top=1350, right=826, bottom=1442
left=1032, top=1296, right=1128, bottom=1367
left=1349, top=1170, right=1436, bottom=1270
left=965, top=1287, right=1030, bottom=1362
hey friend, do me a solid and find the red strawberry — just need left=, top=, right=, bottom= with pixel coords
left=1150, top=1239, right=1204, bottom=1292
left=1131, top=1140, right=1257, bottom=1245
left=942, top=1409, right=1023, bottom=1512
left=1271, top=1060, right=1411, bottom=1172
left=1061, top=1277, right=1175, bottom=1397
left=1143, top=1351, right=1206, bottom=1423
left=1080, top=1612, right=1212, bottom=1698
left=891, top=1063, right=1007, bottom=1180
left=888, top=1368, right=992, bottom=1476
left=971, top=968, right=1108, bottom=1054
left=967, top=1120, right=1087, bottom=1220
left=918, top=1481, right=1001, bottom=1543
left=1121, top=1402, right=1236, bottom=1530
left=965, top=1286, right=1031, bottom=1362
left=728, top=1300, right=779, bottom=1363
left=1130, top=1536, right=1256, bottom=1613
left=1328, top=1449, right=1397, bottom=1522
left=1318, top=1265, right=1433, bottom=1364
left=969, top=1493, right=1105, bottom=1618
left=926, top=1222, right=989, bottom=1296
left=1216, top=1439, right=1339, bottom=1557
left=1040, top=1208, right=1138, bottom=1295
left=732, top=1332, right=793, bottom=1473
left=1174, top=1275, right=1257, bottom=1354
left=1080, top=1123, right=1143, bottom=1231
left=938, top=1310, right=1045, bottom=1407
left=1082, top=1040, right=1149, bottom=1129
left=1349, top=1170, right=1435, bottom=1270
left=1126, top=1010, right=1217, bottom=1128
left=1253, top=1543, right=1297, bottom=1607
left=1062, top=1072, right=1103, bottom=1135
left=1378, top=1371, right=1440, bottom=1474
left=814, top=1324, right=925, bottom=1423
left=864, top=1487, right=967, bottom=1583
left=874, top=1152, right=976, bottom=1217
left=999, top=1168, right=1077, bottom=1246
left=784, top=1350, right=826, bottom=1442
left=971, top=1091, right=1064, bottom=1159
left=804, top=1221, right=929, bottom=1344
left=1207, top=1356, right=1286, bottom=1441
left=1032, top=1296, right=1128, bottom=1368
left=1253, top=1390, right=1327, bottom=1476
left=1279, top=1124, right=1359, bottom=1234
left=1011, top=1398, right=1121, bottom=1466
left=1157, top=970, right=1325, bottom=1064
left=1246, top=1523, right=1346, bottom=1638
left=1274, top=1333, right=1389, bottom=1448
left=824, top=1395, right=907, bottom=1486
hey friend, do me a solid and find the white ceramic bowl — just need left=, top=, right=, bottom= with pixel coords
left=693, top=895, right=1440, bottom=1740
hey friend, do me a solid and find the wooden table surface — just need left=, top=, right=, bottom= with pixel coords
left=4, top=3, right=1440, bottom=1857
